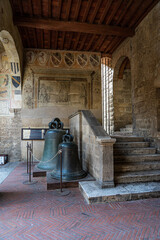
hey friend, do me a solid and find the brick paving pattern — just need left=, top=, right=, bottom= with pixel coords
left=0, top=162, right=160, bottom=240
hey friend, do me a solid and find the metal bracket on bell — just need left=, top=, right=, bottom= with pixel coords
left=48, top=118, right=64, bottom=129
left=62, top=132, right=74, bottom=142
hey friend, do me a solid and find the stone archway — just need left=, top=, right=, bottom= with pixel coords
left=0, top=30, right=22, bottom=110
left=113, top=56, right=132, bottom=133
left=0, top=30, right=22, bottom=161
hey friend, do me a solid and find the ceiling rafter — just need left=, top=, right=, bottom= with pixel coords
left=116, top=0, right=133, bottom=25
left=82, top=0, right=92, bottom=22
left=18, top=0, right=23, bottom=16
left=92, top=35, right=106, bottom=52
left=73, top=33, right=81, bottom=50
left=29, top=0, right=33, bottom=17
left=74, top=0, right=93, bottom=52
left=105, top=0, right=123, bottom=24
left=98, top=0, right=113, bottom=24
left=48, top=0, right=52, bottom=18
left=134, top=0, right=159, bottom=28
left=85, top=35, right=95, bottom=51
left=74, top=0, right=82, bottom=21
left=67, top=0, right=82, bottom=50
left=57, top=0, right=62, bottom=19
left=78, top=34, right=87, bottom=51
left=61, top=0, right=72, bottom=50
left=89, top=0, right=103, bottom=23
left=14, top=17, right=134, bottom=37
left=10, top=0, right=158, bottom=54
left=129, top=0, right=159, bottom=27
left=121, top=0, right=143, bottom=27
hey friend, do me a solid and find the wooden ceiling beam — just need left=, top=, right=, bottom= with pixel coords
left=66, top=0, right=72, bottom=20
left=82, top=0, right=92, bottom=22
left=73, top=32, right=81, bottom=50
left=129, top=0, right=159, bottom=27
left=85, top=35, right=95, bottom=51
left=92, top=35, right=105, bottom=52
left=105, top=0, right=123, bottom=25
left=57, top=0, right=62, bottom=19
left=14, top=17, right=134, bottom=37
left=74, top=0, right=82, bottom=21
left=48, top=0, right=52, bottom=18
left=98, top=0, right=113, bottom=24
left=89, top=0, right=103, bottom=23
left=133, top=0, right=159, bottom=28
left=18, top=0, right=23, bottom=16
left=29, top=0, right=33, bottom=17
left=116, top=0, right=133, bottom=25
left=78, top=35, right=87, bottom=51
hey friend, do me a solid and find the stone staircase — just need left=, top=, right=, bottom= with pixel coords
left=114, top=136, right=160, bottom=184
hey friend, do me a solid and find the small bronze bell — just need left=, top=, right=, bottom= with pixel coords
left=51, top=131, right=87, bottom=180
left=37, top=118, right=65, bottom=170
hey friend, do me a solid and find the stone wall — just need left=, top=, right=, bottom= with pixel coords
left=113, top=67, right=132, bottom=131
left=111, top=2, right=160, bottom=144
left=69, top=110, right=116, bottom=188
left=157, top=88, right=160, bottom=132
left=21, top=49, right=102, bottom=161
left=0, top=109, right=21, bottom=162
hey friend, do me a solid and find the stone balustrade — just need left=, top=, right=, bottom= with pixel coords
left=69, top=110, right=116, bottom=188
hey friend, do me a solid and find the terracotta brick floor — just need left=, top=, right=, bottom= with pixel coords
left=0, top=162, right=160, bottom=240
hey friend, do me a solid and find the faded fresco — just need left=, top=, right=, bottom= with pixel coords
left=25, top=49, right=101, bottom=70
left=38, top=79, right=87, bottom=107
left=0, top=50, right=21, bottom=113
left=0, top=74, right=10, bottom=100
left=22, top=49, right=102, bottom=128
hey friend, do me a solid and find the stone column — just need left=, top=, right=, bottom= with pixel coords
left=96, top=137, right=116, bottom=188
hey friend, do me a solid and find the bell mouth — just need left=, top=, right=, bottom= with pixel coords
left=50, top=169, right=87, bottom=180
left=37, top=161, right=56, bottom=171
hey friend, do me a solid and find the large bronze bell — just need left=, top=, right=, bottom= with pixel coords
left=37, top=118, right=65, bottom=170
left=51, top=131, right=87, bottom=180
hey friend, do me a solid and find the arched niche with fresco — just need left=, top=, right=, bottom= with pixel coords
left=0, top=30, right=21, bottom=116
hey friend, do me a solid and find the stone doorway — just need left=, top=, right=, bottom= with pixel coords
left=113, top=57, right=132, bottom=134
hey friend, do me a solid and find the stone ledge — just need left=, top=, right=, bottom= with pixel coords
left=68, top=110, right=81, bottom=119
left=96, top=136, right=116, bottom=145
left=79, top=181, right=160, bottom=204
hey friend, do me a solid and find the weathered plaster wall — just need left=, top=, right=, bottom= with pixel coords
left=21, top=49, right=102, bottom=161
left=112, top=2, right=160, bottom=142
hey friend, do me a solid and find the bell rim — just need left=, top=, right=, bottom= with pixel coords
left=50, top=170, right=87, bottom=180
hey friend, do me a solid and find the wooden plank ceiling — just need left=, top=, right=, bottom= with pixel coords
left=10, top=0, right=158, bottom=57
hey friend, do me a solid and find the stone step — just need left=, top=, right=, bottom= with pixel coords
left=115, top=161, right=160, bottom=172
left=115, top=170, right=160, bottom=184
left=120, top=128, right=133, bottom=132
left=125, top=124, right=133, bottom=128
left=112, top=136, right=144, bottom=142
left=114, top=147, right=156, bottom=155
left=114, top=142, right=149, bottom=148
left=114, top=154, right=160, bottom=163
left=111, top=132, right=134, bottom=136
left=79, top=181, right=160, bottom=204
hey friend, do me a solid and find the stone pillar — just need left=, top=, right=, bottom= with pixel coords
left=96, top=137, right=116, bottom=188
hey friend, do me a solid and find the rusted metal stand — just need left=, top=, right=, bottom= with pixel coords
left=22, top=142, right=29, bottom=176
left=23, top=143, right=37, bottom=185
left=56, top=149, right=70, bottom=196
